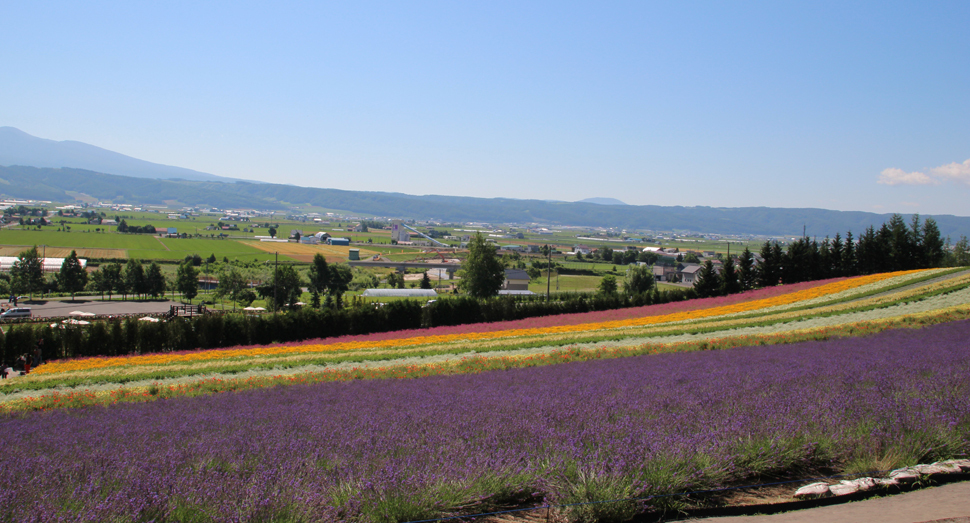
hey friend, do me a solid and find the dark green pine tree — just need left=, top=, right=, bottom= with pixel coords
left=841, top=231, right=856, bottom=276
left=756, top=241, right=779, bottom=288
left=737, top=247, right=756, bottom=291
left=694, top=260, right=722, bottom=298
left=921, top=218, right=946, bottom=269
left=875, top=222, right=894, bottom=273
left=830, top=233, right=844, bottom=277
left=887, top=214, right=912, bottom=271
left=856, top=226, right=877, bottom=274
left=720, top=255, right=741, bottom=295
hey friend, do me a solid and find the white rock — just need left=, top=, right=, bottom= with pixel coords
left=941, top=458, right=970, bottom=471
left=889, top=468, right=920, bottom=482
left=845, top=477, right=878, bottom=491
left=829, top=482, right=860, bottom=496
left=793, top=482, right=830, bottom=498
left=930, top=461, right=965, bottom=474
left=914, top=464, right=951, bottom=476
left=875, top=477, right=899, bottom=487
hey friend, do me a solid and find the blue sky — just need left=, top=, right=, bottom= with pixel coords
left=3, top=1, right=969, bottom=215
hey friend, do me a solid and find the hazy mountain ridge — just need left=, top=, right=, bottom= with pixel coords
left=3, top=165, right=970, bottom=238
left=578, top=197, right=628, bottom=205
left=0, top=127, right=241, bottom=183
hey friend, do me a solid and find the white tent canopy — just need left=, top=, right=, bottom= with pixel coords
left=0, top=257, right=87, bottom=273
left=360, top=289, right=438, bottom=298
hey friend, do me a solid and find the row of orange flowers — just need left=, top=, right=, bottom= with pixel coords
left=34, top=270, right=920, bottom=376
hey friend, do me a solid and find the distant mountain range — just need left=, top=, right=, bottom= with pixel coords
left=578, top=197, right=627, bottom=205
left=2, top=127, right=969, bottom=237
left=0, top=126, right=240, bottom=183
left=3, top=165, right=970, bottom=239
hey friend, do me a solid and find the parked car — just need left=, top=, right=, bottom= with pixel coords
left=0, top=308, right=32, bottom=321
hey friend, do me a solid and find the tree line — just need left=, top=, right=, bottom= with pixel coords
left=0, top=284, right=700, bottom=363
left=692, top=214, right=948, bottom=298
left=4, top=247, right=206, bottom=303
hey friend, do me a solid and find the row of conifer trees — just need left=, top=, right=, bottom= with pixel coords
left=692, top=214, right=947, bottom=297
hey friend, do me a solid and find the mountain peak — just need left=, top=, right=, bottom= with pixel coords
left=0, top=127, right=239, bottom=183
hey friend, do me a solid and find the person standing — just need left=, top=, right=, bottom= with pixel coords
left=33, top=339, right=44, bottom=367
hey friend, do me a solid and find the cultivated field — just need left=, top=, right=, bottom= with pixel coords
left=0, top=229, right=287, bottom=262
left=242, top=240, right=378, bottom=262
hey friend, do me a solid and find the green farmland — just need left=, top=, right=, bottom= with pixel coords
left=0, top=228, right=291, bottom=262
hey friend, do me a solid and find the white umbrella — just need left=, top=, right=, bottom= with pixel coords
left=62, top=319, right=90, bottom=325
left=138, top=316, right=161, bottom=322
left=69, top=311, right=96, bottom=317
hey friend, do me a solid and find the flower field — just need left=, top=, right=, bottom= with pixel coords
left=1, top=268, right=969, bottom=521
left=1, top=319, right=969, bottom=522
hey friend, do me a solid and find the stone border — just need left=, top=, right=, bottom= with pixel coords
left=793, top=459, right=970, bottom=498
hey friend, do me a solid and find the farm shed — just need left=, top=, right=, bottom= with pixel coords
left=328, top=238, right=350, bottom=246
left=503, top=269, right=530, bottom=291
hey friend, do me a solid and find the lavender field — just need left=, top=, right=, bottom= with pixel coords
left=2, top=321, right=969, bottom=523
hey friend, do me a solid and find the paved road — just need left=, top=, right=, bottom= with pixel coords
left=687, top=481, right=970, bottom=523
left=8, top=298, right=183, bottom=319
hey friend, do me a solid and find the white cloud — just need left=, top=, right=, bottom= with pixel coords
left=878, top=167, right=938, bottom=186
left=878, top=158, right=970, bottom=186
left=930, top=159, right=970, bottom=184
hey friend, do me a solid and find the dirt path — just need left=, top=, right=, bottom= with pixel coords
left=154, top=236, right=171, bottom=250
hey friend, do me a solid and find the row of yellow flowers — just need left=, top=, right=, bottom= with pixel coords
left=33, top=270, right=922, bottom=376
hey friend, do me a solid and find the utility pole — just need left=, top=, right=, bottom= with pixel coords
left=545, top=245, right=552, bottom=301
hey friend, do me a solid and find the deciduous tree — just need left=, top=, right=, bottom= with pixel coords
left=307, top=254, right=331, bottom=308
left=458, top=233, right=505, bottom=298
left=622, top=264, right=654, bottom=296
left=10, top=246, right=44, bottom=300
left=598, top=274, right=618, bottom=296
left=176, top=262, right=199, bottom=302
left=145, top=262, right=167, bottom=299
left=57, top=250, right=88, bottom=300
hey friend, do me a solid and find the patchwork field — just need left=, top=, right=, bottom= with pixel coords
left=0, top=229, right=160, bottom=250
left=0, top=245, right=128, bottom=259
left=242, top=240, right=378, bottom=262
left=0, top=230, right=287, bottom=262
left=2, top=268, right=969, bottom=522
